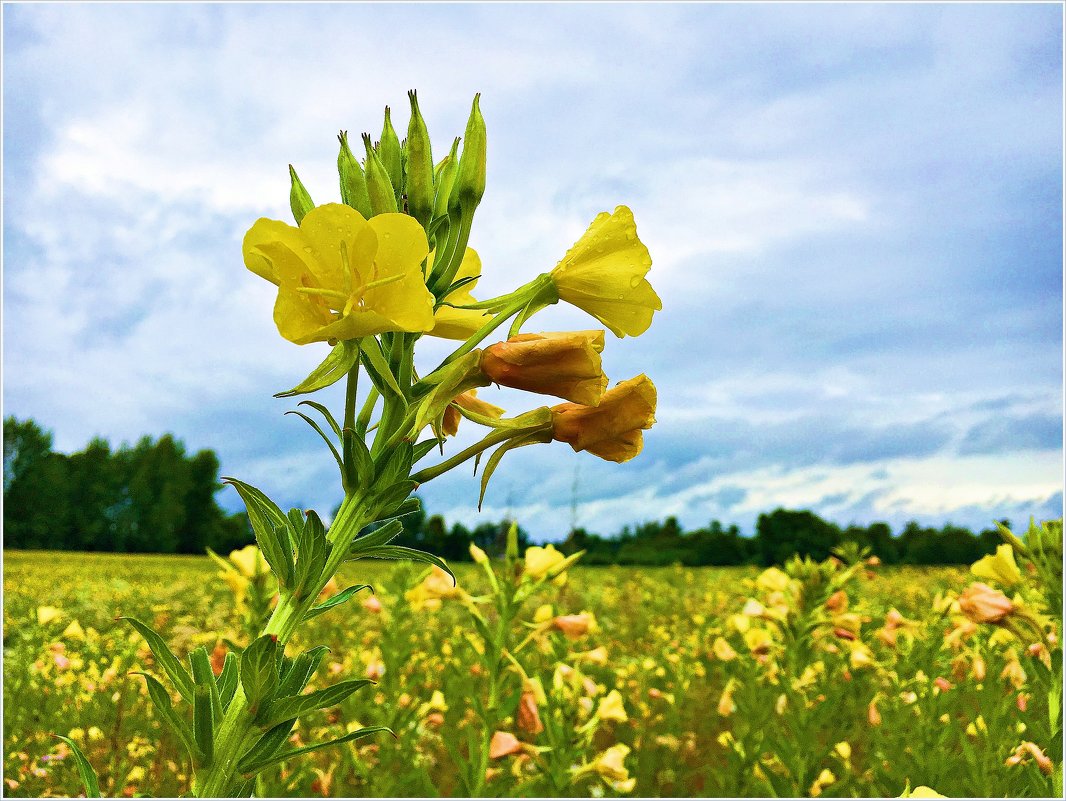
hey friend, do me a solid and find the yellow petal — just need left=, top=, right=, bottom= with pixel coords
left=363, top=213, right=435, bottom=332
left=299, top=203, right=375, bottom=291
left=551, top=206, right=661, bottom=337
left=432, top=248, right=493, bottom=339
left=243, top=218, right=306, bottom=285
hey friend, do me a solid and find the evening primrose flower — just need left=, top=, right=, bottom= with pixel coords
left=550, top=206, right=661, bottom=337
left=970, top=544, right=1022, bottom=588
left=958, top=582, right=1015, bottom=624
left=899, top=784, right=948, bottom=798
left=524, top=543, right=567, bottom=580
left=596, top=689, right=628, bottom=723
left=431, top=248, right=493, bottom=339
left=480, top=331, right=608, bottom=406
left=442, top=390, right=505, bottom=437
left=489, top=731, right=523, bottom=759
left=553, top=612, right=597, bottom=639
left=551, top=374, right=657, bottom=462
left=243, top=203, right=434, bottom=345
left=37, top=606, right=62, bottom=626
left=589, top=743, right=632, bottom=783
left=229, top=544, right=272, bottom=579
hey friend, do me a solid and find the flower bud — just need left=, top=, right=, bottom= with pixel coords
left=516, top=690, right=544, bottom=735
left=288, top=164, right=314, bottom=224
left=378, top=106, right=403, bottom=194
left=958, top=582, right=1015, bottom=624
left=406, top=90, right=434, bottom=229
left=455, top=93, right=486, bottom=212
left=469, top=542, right=489, bottom=565
left=433, top=138, right=460, bottom=222
left=551, top=375, right=657, bottom=463
left=361, top=133, right=398, bottom=215
left=337, top=130, right=372, bottom=218
left=480, top=331, right=608, bottom=406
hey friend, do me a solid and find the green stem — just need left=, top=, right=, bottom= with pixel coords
left=343, top=363, right=359, bottom=432
left=410, top=427, right=517, bottom=485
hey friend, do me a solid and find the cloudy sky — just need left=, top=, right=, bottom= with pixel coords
left=3, top=3, right=1063, bottom=541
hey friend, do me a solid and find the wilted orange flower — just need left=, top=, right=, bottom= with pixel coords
left=1005, top=741, right=1053, bottom=775
left=958, top=582, right=1014, bottom=623
left=826, top=590, right=848, bottom=612
left=551, top=374, right=656, bottom=462
left=442, top=389, right=505, bottom=437
left=553, top=612, right=596, bottom=639
left=516, top=691, right=543, bottom=735
left=489, top=731, right=523, bottom=759
left=362, top=595, right=383, bottom=614
left=480, top=331, right=608, bottom=406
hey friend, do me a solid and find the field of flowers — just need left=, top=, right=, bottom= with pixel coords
left=2, top=529, right=1061, bottom=798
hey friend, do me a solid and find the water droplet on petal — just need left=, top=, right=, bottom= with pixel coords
left=303, top=246, right=314, bottom=254
left=630, top=276, right=642, bottom=288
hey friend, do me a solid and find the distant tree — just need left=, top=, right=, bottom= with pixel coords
left=755, top=508, right=841, bottom=566
left=3, top=417, right=72, bottom=550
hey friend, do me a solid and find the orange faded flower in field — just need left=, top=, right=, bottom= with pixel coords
left=489, top=731, right=523, bottom=759
left=480, top=331, right=608, bottom=406
left=958, top=582, right=1014, bottom=624
left=551, top=374, right=656, bottom=463
left=553, top=612, right=596, bottom=639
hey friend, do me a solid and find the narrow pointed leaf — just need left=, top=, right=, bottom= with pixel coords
left=121, top=617, right=195, bottom=705
left=217, top=652, right=239, bottom=710
left=241, top=634, right=280, bottom=707
left=256, top=679, right=374, bottom=730
left=347, top=545, right=454, bottom=584
left=479, top=429, right=552, bottom=510
left=224, top=479, right=294, bottom=586
left=239, top=726, right=393, bottom=777
left=134, top=672, right=200, bottom=760
left=278, top=645, right=331, bottom=698
left=52, top=735, right=101, bottom=797
left=304, top=585, right=373, bottom=621
left=285, top=411, right=343, bottom=470
left=236, top=718, right=299, bottom=775
left=350, top=520, right=403, bottom=553
left=359, top=338, right=405, bottom=399
left=298, top=400, right=343, bottom=438
left=274, top=340, right=360, bottom=398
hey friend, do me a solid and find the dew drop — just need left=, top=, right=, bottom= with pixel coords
left=303, top=246, right=313, bottom=254
left=630, top=275, right=643, bottom=288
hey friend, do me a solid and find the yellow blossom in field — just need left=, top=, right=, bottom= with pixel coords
left=596, top=689, right=628, bottom=722
left=87, top=726, right=104, bottom=742
left=834, top=741, right=852, bottom=762
left=1005, top=741, right=1053, bottom=775
left=243, top=204, right=434, bottom=344
left=37, top=606, right=62, bottom=626
left=576, top=646, right=609, bottom=665
left=742, top=598, right=766, bottom=617
left=61, top=620, right=85, bottom=640
left=970, top=544, right=1022, bottom=588
left=809, top=768, right=837, bottom=797
left=551, top=375, right=657, bottom=463
left=743, top=627, right=773, bottom=655
left=590, top=743, right=632, bottom=782
left=524, top=543, right=566, bottom=580
left=958, top=582, right=1014, bottom=623
left=850, top=643, right=875, bottom=669
left=405, top=566, right=464, bottom=611
left=67, top=727, right=85, bottom=741
left=756, top=567, right=791, bottom=594
left=427, top=690, right=448, bottom=713
left=533, top=604, right=554, bottom=624
left=899, top=785, right=948, bottom=798
left=229, top=545, right=270, bottom=579
left=718, top=678, right=738, bottom=716
left=469, top=543, right=489, bottom=565
left=712, top=636, right=738, bottom=661
left=553, top=612, right=597, bottom=639
left=550, top=206, right=660, bottom=338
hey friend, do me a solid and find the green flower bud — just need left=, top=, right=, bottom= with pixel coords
left=361, top=133, right=398, bottom=215
left=337, top=130, right=372, bottom=219
left=406, top=90, right=434, bottom=230
left=378, top=106, right=404, bottom=196
left=288, top=164, right=314, bottom=224
left=433, top=137, right=460, bottom=221
left=455, top=93, right=486, bottom=212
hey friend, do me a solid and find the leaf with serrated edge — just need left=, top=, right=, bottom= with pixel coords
left=256, top=679, right=374, bottom=730
left=305, top=585, right=373, bottom=621
left=274, top=340, right=360, bottom=398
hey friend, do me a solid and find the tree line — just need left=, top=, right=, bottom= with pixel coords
left=4, top=417, right=1008, bottom=565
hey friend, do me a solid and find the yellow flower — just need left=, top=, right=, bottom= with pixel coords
left=243, top=204, right=434, bottom=345
left=958, top=582, right=1014, bottom=623
left=596, top=689, right=628, bottom=723
left=62, top=620, right=85, bottom=640
left=834, top=741, right=852, bottom=761
left=524, top=543, right=566, bottom=580
left=427, top=690, right=448, bottom=713
left=755, top=567, right=791, bottom=594
left=550, top=206, right=660, bottom=337
left=469, top=543, right=489, bottom=565
left=37, top=606, right=62, bottom=626
left=551, top=374, right=657, bottom=463
left=480, top=331, right=608, bottom=406
left=229, top=545, right=271, bottom=579
left=970, top=544, right=1022, bottom=588
left=430, top=248, right=493, bottom=339
left=712, top=637, right=738, bottom=661
left=809, top=769, right=837, bottom=797
left=899, top=785, right=948, bottom=798
left=590, top=744, right=631, bottom=782
left=405, top=566, right=464, bottom=611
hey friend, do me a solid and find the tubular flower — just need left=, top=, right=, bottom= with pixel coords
left=243, top=203, right=434, bottom=345
left=430, top=247, right=493, bottom=339
left=550, top=206, right=661, bottom=337
left=442, top=390, right=505, bottom=437
left=524, top=543, right=567, bottom=580
left=970, top=544, right=1022, bottom=588
left=958, top=582, right=1015, bottom=624
left=480, top=331, right=608, bottom=406
left=551, top=374, right=656, bottom=463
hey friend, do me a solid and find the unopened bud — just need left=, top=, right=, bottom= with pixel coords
left=378, top=106, right=403, bottom=194
left=406, top=90, right=434, bottom=229
left=337, top=131, right=372, bottom=218
left=455, top=93, right=486, bottom=212
left=433, top=138, right=460, bottom=221
left=362, top=133, right=398, bottom=215
left=288, top=164, right=314, bottom=224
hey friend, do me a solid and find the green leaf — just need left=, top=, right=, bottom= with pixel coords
left=224, top=478, right=294, bottom=587
left=240, top=634, right=280, bottom=707
left=348, top=544, right=454, bottom=585
left=342, top=428, right=374, bottom=494
left=294, top=512, right=330, bottom=598
left=274, top=340, right=360, bottom=398
left=277, top=645, right=331, bottom=698
left=120, top=617, right=195, bottom=705
left=412, top=439, right=440, bottom=463
left=304, top=585, right=373, bottom=621
left=52, top=735, right=100, bottom=797
left=372, top=481, right=417, bottom=517
left=237, top=719, right=298, bottom=776
left=133, top=672, right=200, bottom=760
left=194, top=685, right=214, bottom=766
left=478, top=429, right=553, bottom=510
left=374, top=441, right=414, bottom=487
left=256, top=679, right=374, bottom=730
left=189, top=646, right=222, bottom=722
left=285, top=410, right=343, bottom=471
left=217, top=652, right=239, bottom=710
left=238, top=726, right=393, bottom=777
left=350, top=520, right=404, bottom=554
left=359, top=338, right=405, bottom=399
left=298, top=400, right=343, bottom=438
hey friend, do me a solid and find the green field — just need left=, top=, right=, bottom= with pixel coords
left=2, top=550, right=1060, bottom=797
